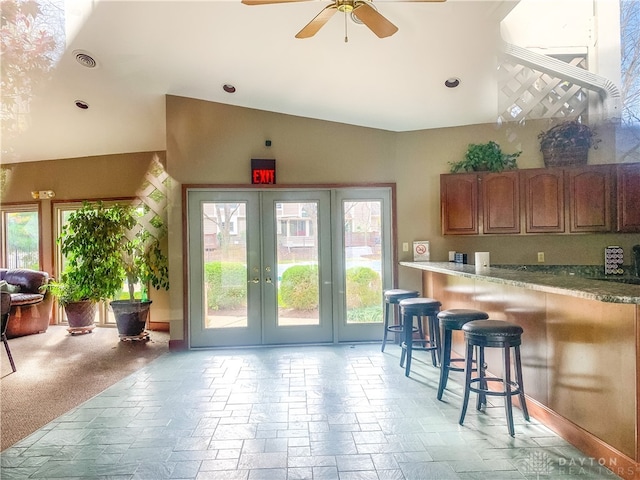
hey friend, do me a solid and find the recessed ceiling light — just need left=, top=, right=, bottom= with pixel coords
left=445, top=78, right=461, bottom=88
left=73, top=50, right=98, bottom=68
left=75, top=100, right=89, bottom=110
left=223, top=84, right=236, bottom=93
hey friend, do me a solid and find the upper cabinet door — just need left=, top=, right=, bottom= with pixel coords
left=482, top=171, right=520, bottom=234
left=567, top=165, right=613, bottom=233
left=616, top=163, right=640, bottom=232
left=441, top=173, right=479, bottom=235
left=522, top=168, right=565, bottom=233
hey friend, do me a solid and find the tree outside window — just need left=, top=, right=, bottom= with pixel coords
left=3, top=210, right=40, bottom=270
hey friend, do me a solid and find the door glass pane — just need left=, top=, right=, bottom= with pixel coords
left=275, top=201, right=319, bottom=326
left=3, top=210, right=39, bottom=270
left=202, top=202, right=248, bottom=329
left=343, top=201, right=383, bottom=324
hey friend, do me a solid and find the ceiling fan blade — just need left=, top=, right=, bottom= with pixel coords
left=353, top=3, right=398, bottom=38
left=295, top=5, right=338, bottom=39
left=242, top=0, right=311, bottom=5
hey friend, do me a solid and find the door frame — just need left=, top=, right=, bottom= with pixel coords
left=182, top=183, right=398, bottom=349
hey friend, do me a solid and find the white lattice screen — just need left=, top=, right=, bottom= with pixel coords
left=130, top=153, right=169, bottom=242
left=498, top=54, right=589, bottom=123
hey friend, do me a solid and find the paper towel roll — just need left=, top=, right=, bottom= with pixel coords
left=475, top=252, right=490, bottom=267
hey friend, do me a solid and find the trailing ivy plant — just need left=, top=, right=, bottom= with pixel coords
left=120, top=206, right=170, bottom=302
left=538, top=121, right=600, bottom=151
left=449, top=141, right=521, bottom=173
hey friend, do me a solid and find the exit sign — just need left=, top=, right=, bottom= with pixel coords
left=251, top=159, right=276, bottom=184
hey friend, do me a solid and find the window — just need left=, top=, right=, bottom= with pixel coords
left=1, top=204, right=40, bottom=270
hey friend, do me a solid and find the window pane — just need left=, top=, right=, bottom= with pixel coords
left=203, top=202, right=248, bottom=329
left=276, top=201, right=319, bottom=326
left=343, top=201, right=383, bottom=324
left=4, top=211, right=39, bottom=270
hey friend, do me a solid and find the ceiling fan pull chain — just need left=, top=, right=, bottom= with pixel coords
left=344, top=7, right=349, bottom=43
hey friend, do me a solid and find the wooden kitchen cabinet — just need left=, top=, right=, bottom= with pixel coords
left=521, top=168, right=564, bottom=233
left=440, top=173, right=478, bottom=235
left=482, top=171, right=520, bottom=234
left=566, top=165, right=613, bottom=232
left=617, top=163, right=640, bottom=232
left=441, top=163, right=637, bottom=236
left=441, top=171, right=519, bottom=235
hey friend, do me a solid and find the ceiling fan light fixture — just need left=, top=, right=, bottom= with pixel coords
left=337, top=0, right=355, bottom=13
left=223, top=84, right=236, bottom=93
left=445, top=77, right=461, bottom=88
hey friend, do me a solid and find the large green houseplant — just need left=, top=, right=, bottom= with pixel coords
left=449, top=141, right=521, bottom=173
left=110, top=205, right=169, bottom=337
left=50, top=201, right=133, bottom=331
left=52, top=200, right=169, bottom=336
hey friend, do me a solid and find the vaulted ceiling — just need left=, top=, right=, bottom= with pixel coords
left=3, top=0, right=521, bottom=163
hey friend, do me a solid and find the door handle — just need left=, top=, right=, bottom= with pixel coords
left=249, top=278, right=260, bottom=284
left=265, top=277, right=273, bottom=284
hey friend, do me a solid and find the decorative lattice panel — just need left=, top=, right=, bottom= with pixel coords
left=498, top=56, right=589, bottom=123
left=129, top=153, right=169, bottom=242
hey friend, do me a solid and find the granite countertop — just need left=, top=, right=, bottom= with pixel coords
left=399, top=261, right=640, bottom=305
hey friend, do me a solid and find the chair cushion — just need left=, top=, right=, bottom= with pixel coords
left=438, top=309, right=489, bottom=330
left=384, top=289, right=420, bottom=303
left=399, top=297, right=441, bottom=314
left=9, top=293, right=44, bottom=306
left=462, top=319, right=523, bottom=336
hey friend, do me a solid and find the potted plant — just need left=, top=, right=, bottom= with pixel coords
left=50, top=201, right=132, bottom=332
left=449, top=141, right=521, bottom=173
left=538, top=120, right=600, bottom=167
left=109, top=205, right=169, bottom=338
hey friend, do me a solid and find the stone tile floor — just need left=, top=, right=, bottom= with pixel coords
left=0, top=344, right=622, bottom=479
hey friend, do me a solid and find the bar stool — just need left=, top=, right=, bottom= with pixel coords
left=436, top=309, right=489, bottom=400
left=459, top=320, right=529, bottom=436
left=399, top=297, right=441, bottom=377
left=381, top=289, right=420, bottom=352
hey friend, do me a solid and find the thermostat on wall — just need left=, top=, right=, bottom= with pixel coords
left=413, top=241, right=430, bottom=261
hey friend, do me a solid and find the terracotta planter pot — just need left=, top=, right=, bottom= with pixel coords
left=110, top=300, right=152, bottom=336
left=64, top=300, right=97, bottom=328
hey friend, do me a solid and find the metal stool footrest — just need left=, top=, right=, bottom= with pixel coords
left=468, top=377, right=523, bottom=397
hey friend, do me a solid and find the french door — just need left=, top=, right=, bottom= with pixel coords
left=187, top=187, right=393, bottom=348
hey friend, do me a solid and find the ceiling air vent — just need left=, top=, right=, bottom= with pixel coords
left=74, top=50, right=97, bottom=68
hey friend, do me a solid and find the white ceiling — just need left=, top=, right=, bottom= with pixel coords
left=2, top=0, right=521, bottom=163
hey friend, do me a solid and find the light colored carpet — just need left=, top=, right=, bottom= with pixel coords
left=0, top=324, right=169, bottom=450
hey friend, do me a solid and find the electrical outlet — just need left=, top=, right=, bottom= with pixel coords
left=537, top=252, right=545, bottom=263
left=402, top=242, right=409, bottom=252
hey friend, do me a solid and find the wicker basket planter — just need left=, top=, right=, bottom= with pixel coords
left=538, top=121, right=598, bottom=169
left=542, top=145, right=589, bottom=168
left=64, top=300, right=96, bottom=328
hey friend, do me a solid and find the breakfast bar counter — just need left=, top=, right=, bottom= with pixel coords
left=401, top=261, right=640, bottom=480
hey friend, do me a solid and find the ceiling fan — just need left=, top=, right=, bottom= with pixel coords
left=241, top=0, right=446, bottom=40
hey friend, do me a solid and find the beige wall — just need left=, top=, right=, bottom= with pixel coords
left=2, top=95, right=637, bottom=341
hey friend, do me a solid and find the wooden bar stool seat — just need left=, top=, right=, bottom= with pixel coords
left=399, top=297, right=441, bottom=377
left=381, top=289, right=420, bottom=352
left=459, top=320, right=529, bottom=436
left=436, top=309, right=489, bottom=400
